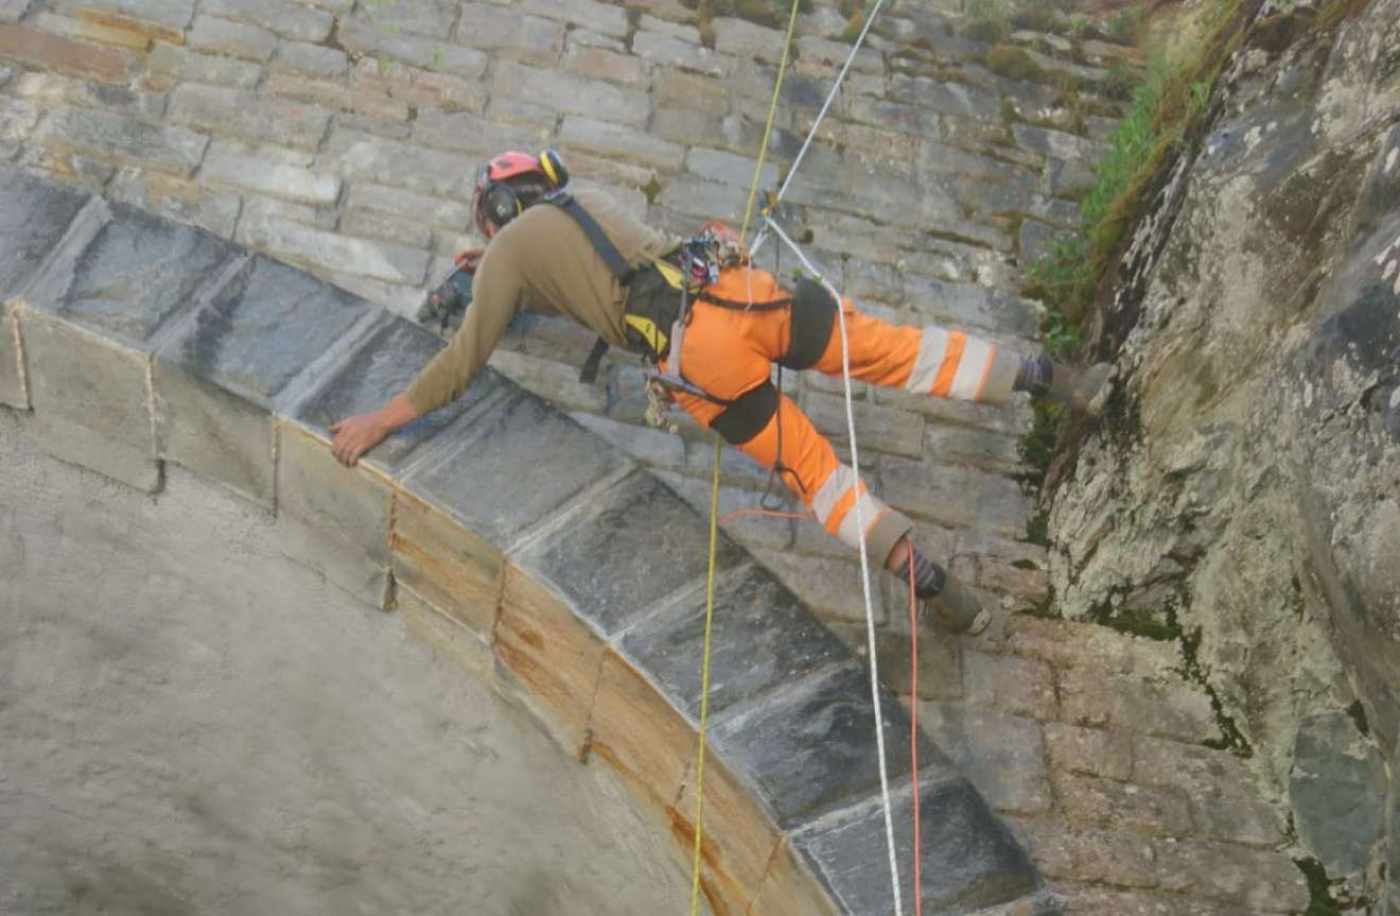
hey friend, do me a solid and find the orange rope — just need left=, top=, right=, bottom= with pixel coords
left=908, top=556, right=923, bottom=914
left=716, top=507, right=810, bottom=527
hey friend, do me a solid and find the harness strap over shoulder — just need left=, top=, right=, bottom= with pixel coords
left=543, top=191, right=631, bottom=382
left=544, top=191, right=632, bottom=280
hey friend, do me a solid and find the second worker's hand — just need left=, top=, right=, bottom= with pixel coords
left=329, top=412, right=390, bottom=467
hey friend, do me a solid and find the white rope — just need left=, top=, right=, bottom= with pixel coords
left=750, top=0, right=890, bottom=258
left=763, top=216, right=904, bottom=916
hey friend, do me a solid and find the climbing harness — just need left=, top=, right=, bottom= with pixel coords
left=544, top=191, right=806, bottom=448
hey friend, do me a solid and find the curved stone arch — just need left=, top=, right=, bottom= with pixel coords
left=0, top=166, right=1044, bottom=915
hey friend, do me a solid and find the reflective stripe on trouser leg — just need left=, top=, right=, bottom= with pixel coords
left=904, top=327, right=1021, bottom=404
left=670, top=388, right=913, bottom=565
left=810, top=462, right=894, bottom=552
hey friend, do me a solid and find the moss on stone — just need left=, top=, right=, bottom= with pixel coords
left=688, top=0, right=813, bottom=32
left=983, top=44, right=1045, bottom=82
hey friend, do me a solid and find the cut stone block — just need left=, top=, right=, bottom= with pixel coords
left=16, top=198, right=236, bottom=489
left=154, top=255, right=372, bottom=505
left=396, top=581, right=494, bottom=683
left=0, top=302, right=22, bottom=408
left=587, top=649, right=694, bottom=808
left=619, top=565, right=851, bottom=722
left=390, top=489, right=502, bottom=638
left=494, top=563, right=606, bottom=757
left=20, top=198, right=235, bottom=346
left=403, top=386, right=630, bottom=549
left=274, top=510, right=391, bottom=608
left=0, top=167, right=89, bottom=302
left=917, top=704, right=1051, bottom=816
left=20, top=315, right=159, bottom=490
left=793, top=778, right=1039, bottom=914
left=295, top=322, right=509, bottom=475
left=513, top=470, right=747, bottom=638
left=153, top=359, right=276, bottom=505
left=674, top=751, right=783, bottom=910
left=274, top=422, right=392, bottom=605
left=710, top=662, right=951, bottom=828
left=747, top=840, right=840, bottom=916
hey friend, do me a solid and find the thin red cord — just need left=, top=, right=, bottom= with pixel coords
left=908, top=554, right=923, bottom=915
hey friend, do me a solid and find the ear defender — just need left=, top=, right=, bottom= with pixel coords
left=538, top=148, right=569, bottom=189
left=482, top=184, right=522, bottom=227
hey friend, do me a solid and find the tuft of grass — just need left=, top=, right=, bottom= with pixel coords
left=983, top=43, right=1045, bottom=81
left=963, top=0, right=1011, bottom=44
left=1025, top=0, right=1250, bottom=331
left=686, top=0, right=813, bottom=31
left=1009, top=5, right=1058, bottom=33
left=838, top=0, right=881, bottom=42
left=1107, top=5, right=1145, bottom=44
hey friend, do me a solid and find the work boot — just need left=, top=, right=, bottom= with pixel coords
left=1015, top=354, right=1114, bottom=416
left=897, top=546, right=991, bottom=636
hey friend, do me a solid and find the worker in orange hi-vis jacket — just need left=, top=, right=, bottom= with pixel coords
left=330, top=150, right=1113, bottom=635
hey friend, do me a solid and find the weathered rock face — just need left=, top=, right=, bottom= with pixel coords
left=1050, top=0, right=1400, bottom=904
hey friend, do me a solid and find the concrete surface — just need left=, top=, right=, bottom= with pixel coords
left=0, top=407, right=697, bottom=916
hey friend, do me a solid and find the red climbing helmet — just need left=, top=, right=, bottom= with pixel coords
left=473, top=149, right=569, bottom=235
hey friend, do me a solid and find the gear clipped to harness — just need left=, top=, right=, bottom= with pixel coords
left=616, top=221, right=751, bottom=365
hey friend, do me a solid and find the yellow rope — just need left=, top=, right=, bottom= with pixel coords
left=688, top=436, right=723, bottom=914
left=738, top=0, right=802, bottom=245
left=689, top=2, right=803, bottom=912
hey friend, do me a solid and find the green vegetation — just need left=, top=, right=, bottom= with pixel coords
left=1107, top=4, right=1145, bottom=44
left=837, top=0, right=882, bottom=43
left=1294, top=857, right=1344, bottom=916
left=982, top=44, right=1044, bottom=82
left=1025, top=0, right=1249, bottom=332
left=685, top=0, right=813, bottom=32
left=964, top=0, right=1011, bottom=43
left=963, top=0, right=1137, bottom=46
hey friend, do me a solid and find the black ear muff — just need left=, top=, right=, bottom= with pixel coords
left=482, top=184, right=521, bottom=228
left=538, top=148, right=569, bottom=189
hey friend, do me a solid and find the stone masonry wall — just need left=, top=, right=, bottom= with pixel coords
left=0, top=0, right=1321, bottom=911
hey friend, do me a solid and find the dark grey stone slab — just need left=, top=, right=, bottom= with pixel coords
left=23, top=199, right=238, bottom=348
left=403, top=385, right=630, bottom=547
left=794, top=777, right=1040, bottom=914
left=619, top=564, right=850, bottom=722
left=710, top=662, right=953, bottom=828
left=1290, top=711, right=1387, bottom=876
left=0, top=167, right=88, bottom=300
left=293, top=316, right=505, bottom=474
left=159, top=255, right=371, bottom=404
left=513, top=470, right=748, bottom=637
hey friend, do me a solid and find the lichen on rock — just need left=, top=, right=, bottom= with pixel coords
left=1046, top=0, right=1400, bottom=905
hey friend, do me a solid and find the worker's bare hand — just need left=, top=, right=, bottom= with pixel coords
left=455, top=249, right=485, bottom=272
left=329, top=413, right=389, bottom=467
